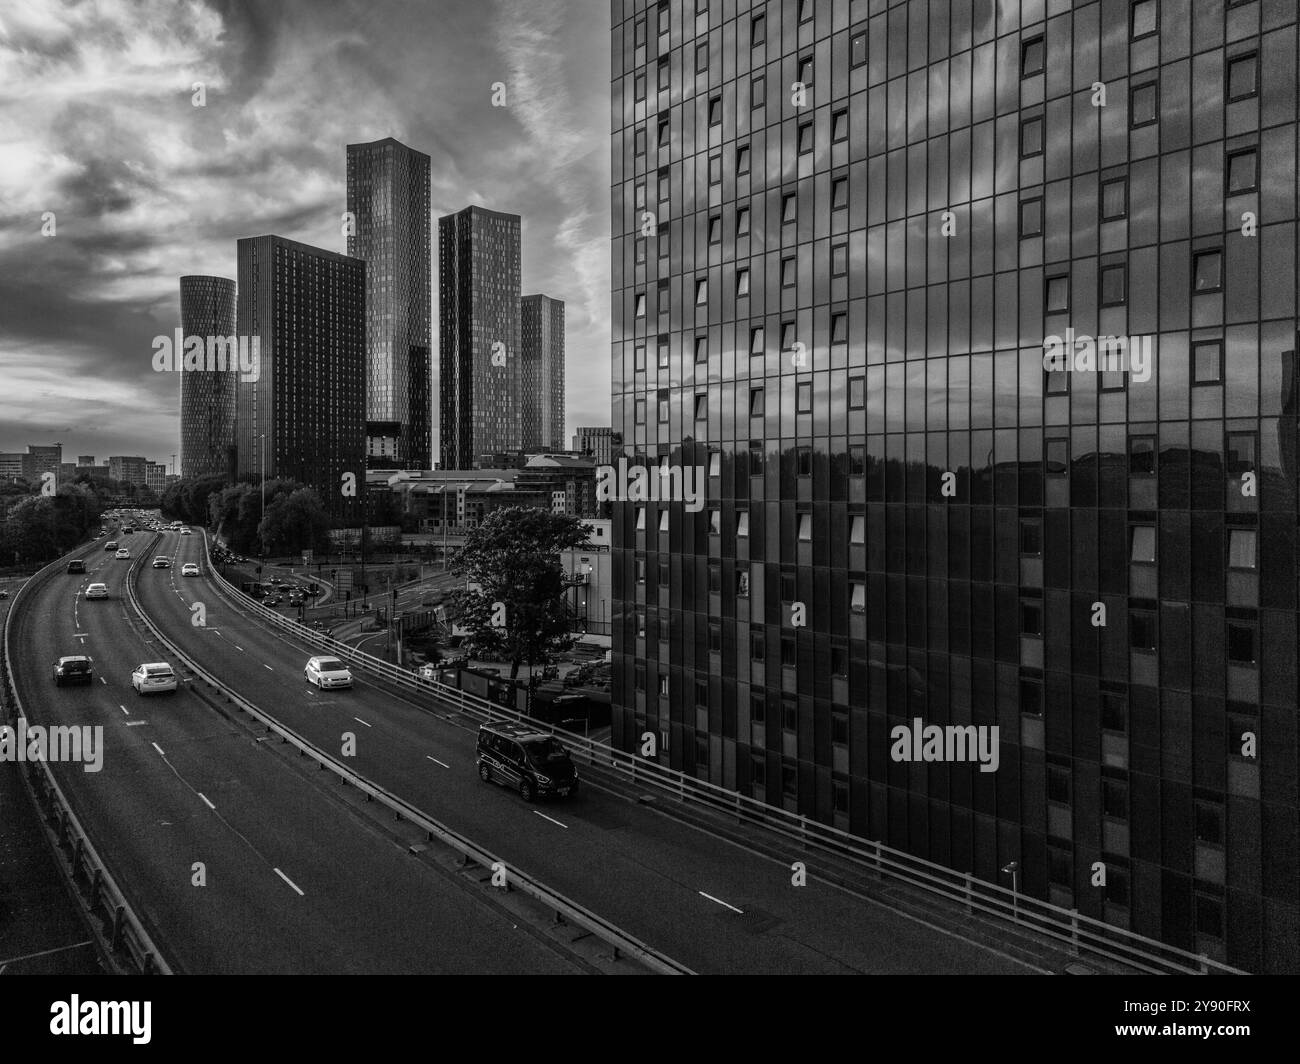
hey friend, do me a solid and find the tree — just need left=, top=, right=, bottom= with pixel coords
left=259, top=487, right=331, bottom=555
left=161, top=473, right=228, bottom=526
left=445, top=507, right=591, bottom=681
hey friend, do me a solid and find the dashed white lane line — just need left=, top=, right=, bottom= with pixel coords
left=353, top=717, right=371, bottom=728
left=274, top=868, right=305, bottom=896
left=151, top=742, right=166, bottom=757
left=100, top=677, right=107, bottom=685
left=699, top=891, right=745, bottom=914
left=197, top=793, right=216, bottom=811
left=118, top=704, right=129, bottom=716
left=234, top=645, right=244, bottom=652
left=262, top=663, right=273, bottom=671
left=533, top=810, right=568, bottom=829
left=426, top=755, right=449, bottom=768
left=125, top=721, right=148, bottom=727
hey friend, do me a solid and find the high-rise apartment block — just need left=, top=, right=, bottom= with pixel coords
left=438, top=206, right=522, bottom=469
left=179, top=274, right=238, bottom=480
left=610, top=0, right=1299, bottom=972
left=347, top=138, right=433, bottom=470
left=521, top=294, right=567, bottom=451
left=235, top=235, right=366, bottom=522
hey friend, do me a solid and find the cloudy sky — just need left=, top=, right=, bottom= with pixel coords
left=0, top=0, right=610, bottom=468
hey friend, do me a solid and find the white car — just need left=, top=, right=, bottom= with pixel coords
left=153, top=557, right=170, bottom=569
left=417, top=663, right=439, bottom=681
left=132, top=662, right=178, bottom=695
left=305, top=655, right=352, bottom=690
left=180, top=528, right=192, bottom=536
left=114, top=548, right=130, bottom=559
left=181, top=563, right=200, bottom=577
left=84, top=583, right=109, bottom=600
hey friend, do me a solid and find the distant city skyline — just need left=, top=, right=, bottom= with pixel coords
left=0, top=0, right=609, bottom=464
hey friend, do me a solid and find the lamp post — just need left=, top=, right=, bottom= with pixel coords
left=1001, top=860, right=1020, bottom=926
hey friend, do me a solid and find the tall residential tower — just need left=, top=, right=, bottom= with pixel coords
left=611, top=0, right=1299, bottom=972
left=347, top=138, right=433, bottom=470
left=438, top=205, right=521, bottom=469
left=179, top=274, right=237, bottom=480
left=235, top=235, right=366, bottom=523
left=521, top=293, right=567, bottom=451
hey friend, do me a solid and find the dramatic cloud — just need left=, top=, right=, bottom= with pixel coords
left=0, top=0, right=610, bottom=464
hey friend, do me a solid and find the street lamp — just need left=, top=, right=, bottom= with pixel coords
left=1001, top=860, right=1020, bottom=926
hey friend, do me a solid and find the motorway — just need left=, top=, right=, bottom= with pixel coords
left=8, top=532, right=582, bottom=974
left=129, top=528, right=1034, bottom=974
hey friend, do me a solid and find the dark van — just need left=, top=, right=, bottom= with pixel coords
left=476, top=721, right=578, bottom=802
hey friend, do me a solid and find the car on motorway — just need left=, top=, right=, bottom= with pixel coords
left=305, top=655, right=353, bottom=689
left=52, top=656, right=94, bottom=686
left=84, top=583, right=109, bottom=600
left=181, top=563, right=200, bottom=577
left=131, top=662, right=178, bottom=695
left=104, top=540, right=118, bottom=552
left=66, top=559, right=86, bottom=574
left=114, top=548, right=130, bottom=560
left=181, top=528, right=192, bottom=535
left=153, top=556, right=171, bottom=568
left=477, top=722, right=578, bottom=802
left=121, top=525, right=135, bottom=534
left=0, top=590, right=8, bottom=600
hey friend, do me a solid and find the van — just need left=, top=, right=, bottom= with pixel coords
left=476, top=721, right=578, bottom=802
left=66, top=559, right=86, bottom=574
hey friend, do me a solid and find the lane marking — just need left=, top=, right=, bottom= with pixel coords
left=197, top=793, right=216, bottom=810
left=234, top=645, right=244, bottom=652
left=533, top=810, right=568, bottom=829
left=118, top=705, right=129, bottom=716
left=353, top=716, right=371, bottom=727
left=699, top=891, right=745, bottom=914
left=426, top=755, right=449, bottom=768
left=151, top=742, right=165, bottom=757
left=274, top=868, right=305, bottom=896
left=125, top=721, right=148, bottom=727
left=100, top=677, right=107, bottom=685
left=262, top=663, right=273, bottom=671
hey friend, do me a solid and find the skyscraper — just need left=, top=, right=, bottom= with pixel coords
left=611, top=0, right=1298, bottom=973
left=438, top=205, right=521, bottom=469
left=235, top=235, right=366, bottom=523
left=521, top=293, right=566, bottom=451
left=346, top=138, right=432, bottom=470
left=179, top=274, right=237, bottom=480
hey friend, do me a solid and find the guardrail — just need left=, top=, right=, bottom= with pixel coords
left=1, top=542, right=172, bottom=975
left=198, top=534, right=1244, bottom=976
left=135, top=534, right=690, bottom=975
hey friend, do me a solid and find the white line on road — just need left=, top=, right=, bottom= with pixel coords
left=118, top=704, right=129, bottom=715
left=533, top=810, right=568, bottom=829
left=100, top=677, right=107, bottom=684
left=698, top=891, right=744, bottom=914
left=125, top=721, right=147, bottom=727
left=353, top=716, right=371, bottom=727
left=262, top=663, right=273, bottom=671
left=151, top=742, right=165, bottom=757
left=234, top=645, right=244, bottom=652
left=425, top=755, right=449, bottom=768
left=274, top=868, right=305, bottom=896
left=197, top=793, right=216, bottom=810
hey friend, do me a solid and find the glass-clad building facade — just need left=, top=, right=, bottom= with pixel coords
left=178, top=274, right=237, bottom=480
left=439, top=206, right=522, bottom=469
left=610, top=0, right=1300, bottom=972
left=522, top=293, right=567, bottom=451
left=347, top=138, right=432, bottom=471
